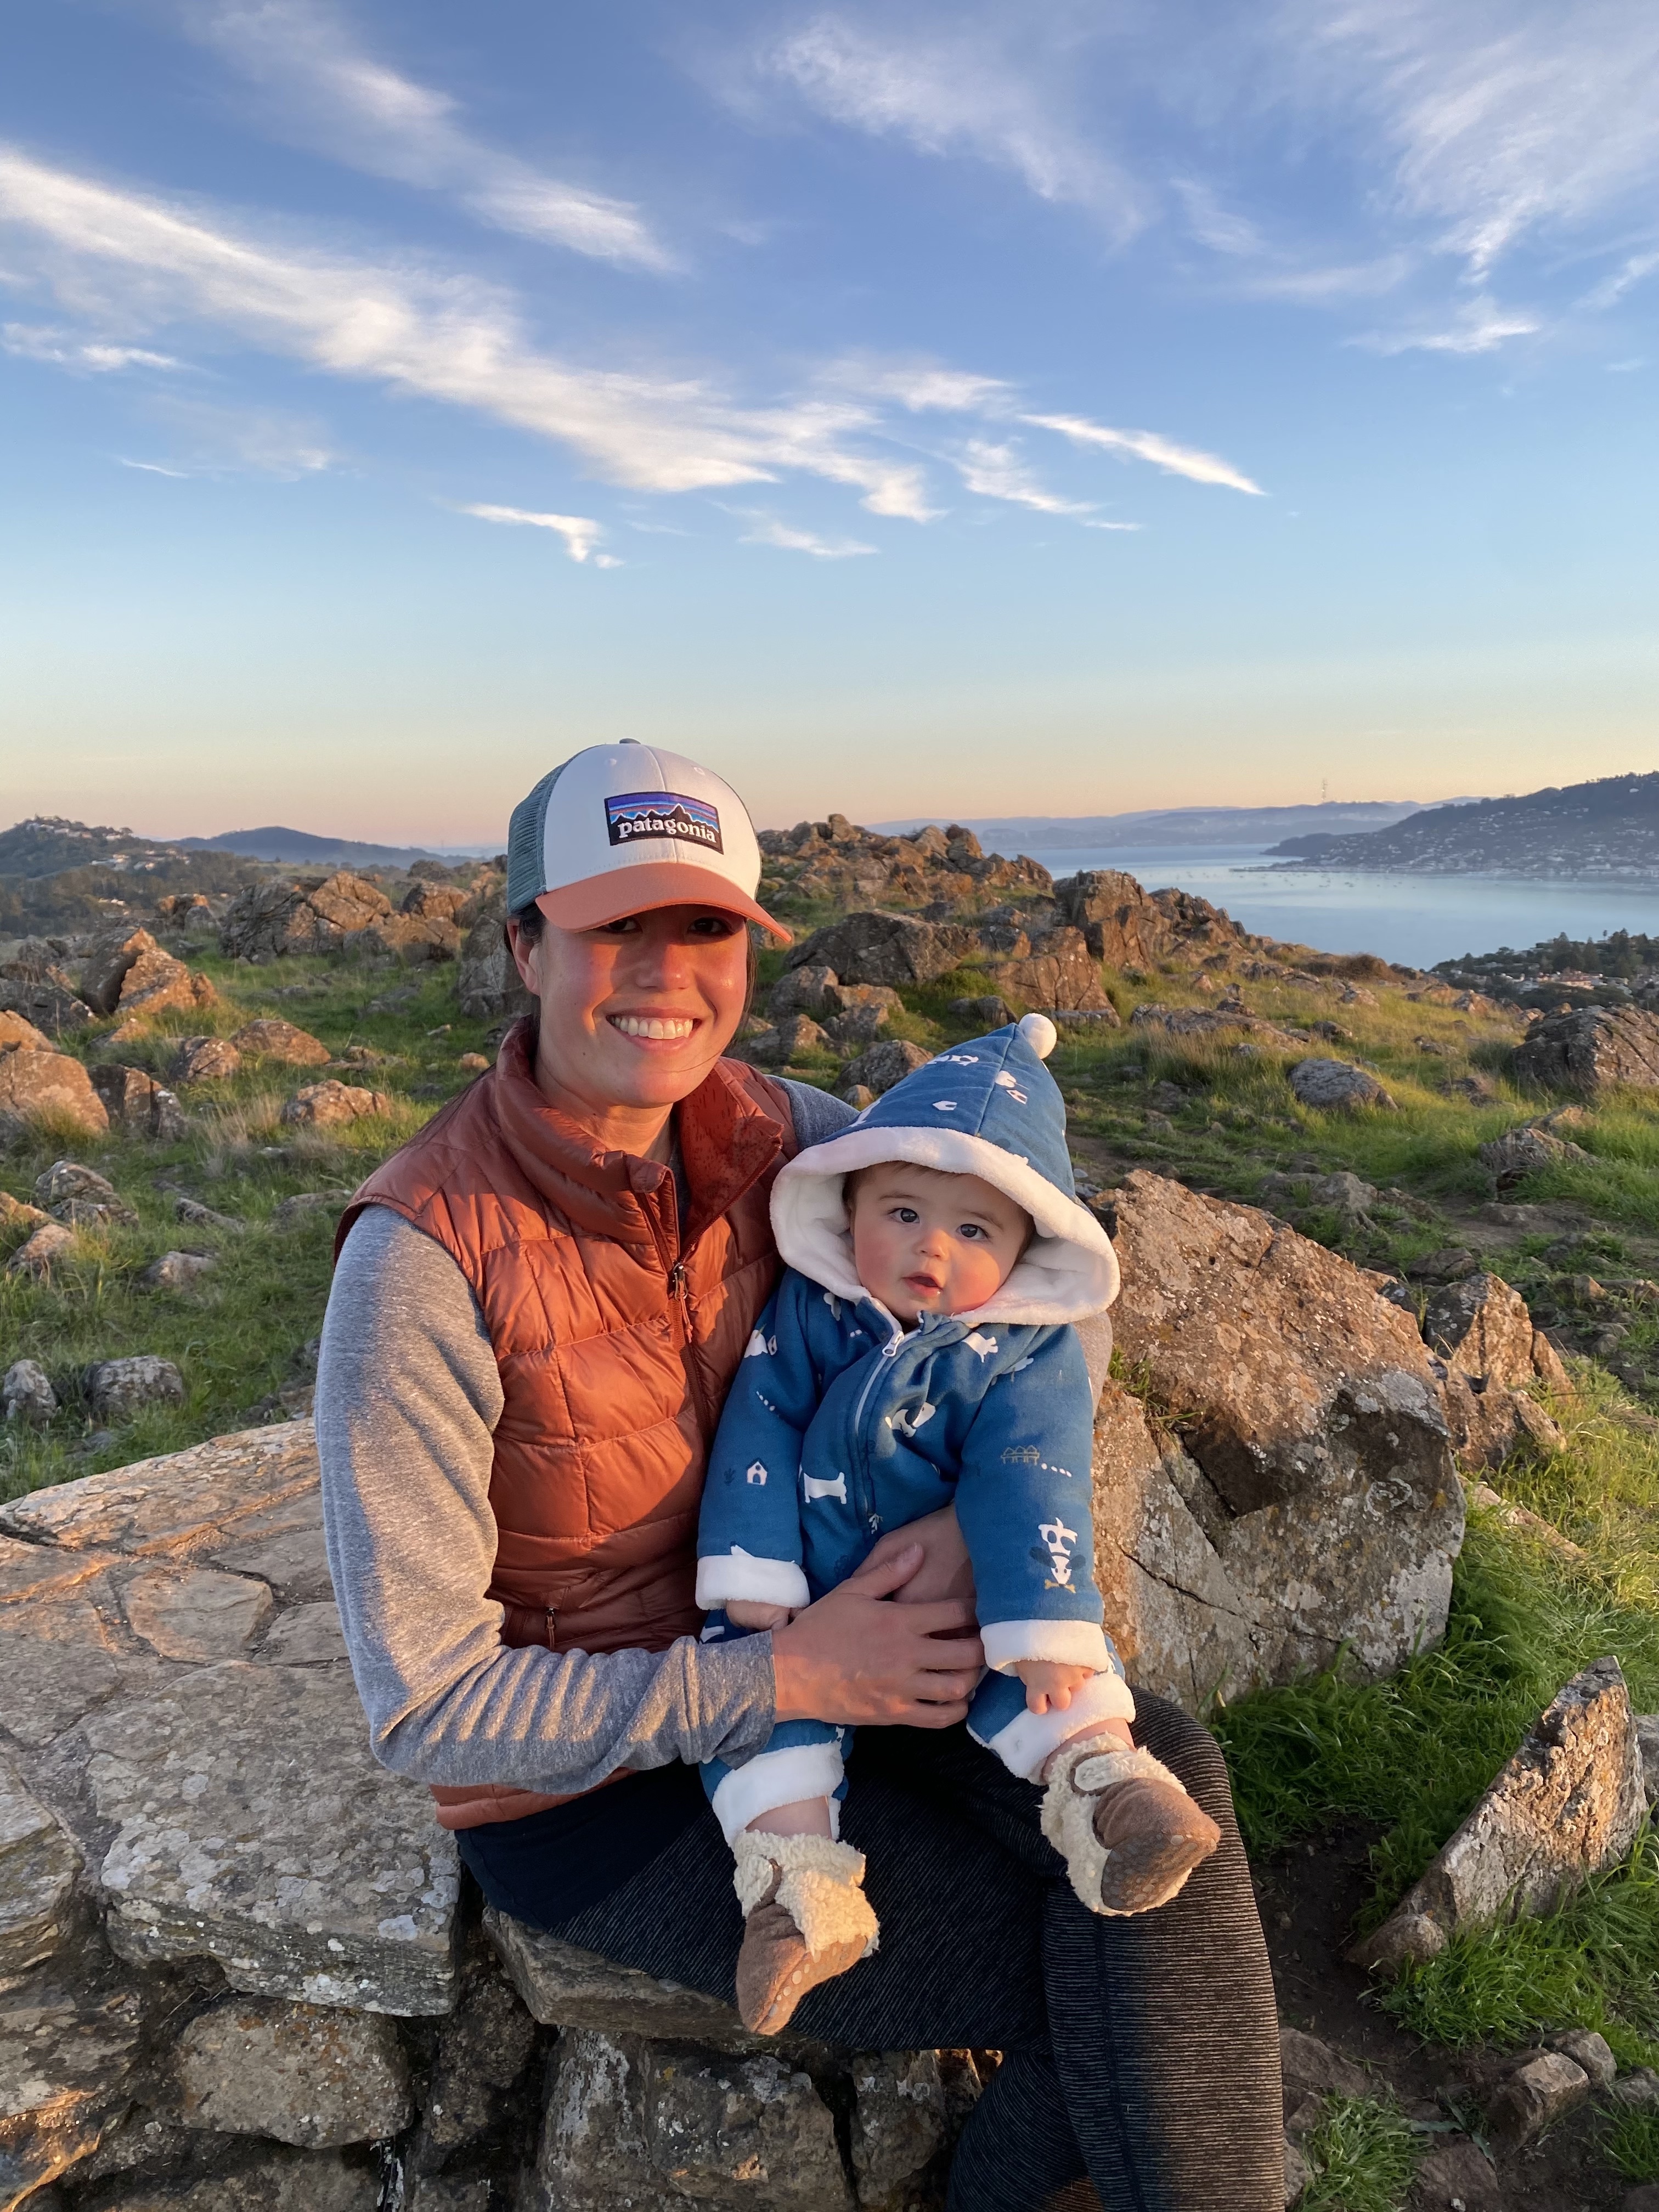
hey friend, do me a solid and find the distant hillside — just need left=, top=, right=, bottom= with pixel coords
left=0, top=816, right=189, bottom=879
left=874, top=802, right=1451, bottom=850
left=0, top=818, right=264, bottom=936
left=1273, top=773, right=1659, bottom=878
left=176, top=827, right=439, bottom=868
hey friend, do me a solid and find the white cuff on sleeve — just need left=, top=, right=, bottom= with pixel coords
left=970, top=1668, right=1137, bottom=1781
left=981, top=1619, right=1115, bottom=1675
left=696, top=1548, right=812, bottom=1613
left=710, top=1742, right=847, bottom=1845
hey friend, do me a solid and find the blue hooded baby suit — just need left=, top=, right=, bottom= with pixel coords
left=696, top=1014, right=1132, bottom=1844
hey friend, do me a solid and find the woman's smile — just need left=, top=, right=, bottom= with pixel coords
left=608, top=1012, right=698, bottom=1042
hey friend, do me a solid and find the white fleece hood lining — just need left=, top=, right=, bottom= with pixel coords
left=771, top=1124, right=1119, bottom=1327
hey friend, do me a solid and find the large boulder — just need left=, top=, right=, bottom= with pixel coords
left=80, top=929, right=217, bottom=1027
left=980, top=926, right=1114, bottom=1013
left=170, top=1995, right=413, bottom=2147
left=230, top=1019, right=331, bottom=1066
left=0, top=1752, right=82, bottom=1976
left=1289, top=1057, right=1396, bottom=1111
left=1516, top=1005, right=1659, bottom=1093
left=457, top=900, right=535, bottom=1025
left=1479, top=1121, right=1590, bottom=1190
left=279, top=1080, right=390, bottom=1128
left=89, top=1063, right=188, bottom=1141
left=784, top=912, right=979, bottom=990
left=839, top=1039, right=932, bottom=1097
left=1352, top=1657, right=1646, bottom=1971
left=1099, top=1171, right=1462, bottom=1706
left=0, top=1045, right=109, bottom=1141
left=1053, top=872, right=1254, bottom=968
left=219, top=874, right=393, bottom=961
left=0, top=950, right=94, bottom=1039
left=170, top=1035, right=243, bottom=1084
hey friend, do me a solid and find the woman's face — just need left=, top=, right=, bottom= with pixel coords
left=508, top=904, right=751, bottom=1117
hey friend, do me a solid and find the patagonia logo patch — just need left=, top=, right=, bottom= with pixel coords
left=604, top=790, right=723, bottom=851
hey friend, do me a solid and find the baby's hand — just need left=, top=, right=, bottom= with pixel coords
left=1014, top=1660, right=1095, bottom=1715
left=725, top=1600, right=794, bottom=1631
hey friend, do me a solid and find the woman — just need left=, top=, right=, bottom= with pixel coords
left=318, top=742, right=1283, bottom=2210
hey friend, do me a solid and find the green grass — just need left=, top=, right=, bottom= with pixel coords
left=1379, top=1829, right=1659, bottom=2064
left=1606, top=2108, right=1659, bottom=2183
left=1297, top=2096, right=1421, bottom=2212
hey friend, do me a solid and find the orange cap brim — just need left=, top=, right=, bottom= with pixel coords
left=536, top=862, right=792, bottom=943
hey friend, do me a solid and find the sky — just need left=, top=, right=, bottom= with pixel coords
left=2, top=0, right=1657, bottom=843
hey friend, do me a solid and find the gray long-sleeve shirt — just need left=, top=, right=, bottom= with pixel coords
left=317, top=1077, right=856, bottom=1797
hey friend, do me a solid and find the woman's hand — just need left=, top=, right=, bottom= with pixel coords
left=856, top=1504, right=977, bottom=1611
left=771, top=1544, right=984, bottom=1729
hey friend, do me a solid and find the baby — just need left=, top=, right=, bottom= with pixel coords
left=697, top=1015, right=1220, bottom=2034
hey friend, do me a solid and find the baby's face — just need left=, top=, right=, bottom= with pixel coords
left=848, top=1162, right=1031, bottom=1324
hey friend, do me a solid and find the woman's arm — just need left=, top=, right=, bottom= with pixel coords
left=318, top=1206, right=779, bottom=1794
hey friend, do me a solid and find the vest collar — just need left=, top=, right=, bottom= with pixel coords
left=492, top=1019, right=785, bottom=1261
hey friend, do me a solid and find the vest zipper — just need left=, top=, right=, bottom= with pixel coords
left=544, top=1605, right=557, bottom=1649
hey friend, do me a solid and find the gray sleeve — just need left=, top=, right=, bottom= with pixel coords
left=317, top=1204, right=777, bottom=1794
left=776, top=1077, right=858, bottom=1148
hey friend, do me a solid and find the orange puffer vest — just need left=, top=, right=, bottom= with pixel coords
left=336, top=1020, right=798, bottom=1827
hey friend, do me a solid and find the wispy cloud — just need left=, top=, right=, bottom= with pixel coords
left=126, top=395, right=335, bottom=476
left=823, top=356, right=1012, bottom=414
left=1025, top=413, right=1265, bottom=496
left=737, top=512, right=877, bottom=558
left=1580, top=249, right=1659, bottom=312
left=754, top=14, right=1145, bottom=240
left=119, top=456, right=190, bottom=476
left=953, top=438, right=1090, bottom=515
left=462, top=502, right=618, bottom=565
left=0, top=148, right=932, bottom=517
left=4, top=321, right=182, bottom=371
left=184, top=0, right=673, bottom=272
left=1352, top=296, right=1542, bottom=356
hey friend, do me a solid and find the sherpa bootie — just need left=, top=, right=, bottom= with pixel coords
left=731, top=1830, right=879, bottom=2035
left=1041, top=1740, right=1222, bottom=1917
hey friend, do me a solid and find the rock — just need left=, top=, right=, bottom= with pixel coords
left=1277, top=2027, right=1372, bottom=2132
left=769, top=965, right=838, bottom=1018
left=1545, top=2027, right=1616, bottom=2086
left=78, top=928, right=161, bottom=1017
left=457, top=901, right=534, bottom=1025
left=1409, top=1247, right=1479, bottom=1284
left=0, top=1754, right=81, bottom=1976
left=231, top=1019, right=331, bottom=1066
left=0, top=1012, right=52, bottom=1053
left=1052, top=871, right=1254, bottom=968
left=220, top=873, right=394, bottom=961
left=212, top=1525, right=332, bottom=1605
left=456, top=1052, right=490, bottom=1072
left=0, top=1418, right=320, bottom=1557
left=1610, top=2069, right=1659, bottom=2111
left=785, top=911, right=979, bottom=990
left=141, top=1249, right=218, bottom=1292
left=824, top=1002, right=891, bottom=1049
left=411, top=1944, right=539, bottom=2167
left=1283, top=2136, right=1310, bottom=2205
left=0, top=1048, right=108, bottom=1142
left=0, top=1630, right=122, bottom=1746
left=85, top=1356, right=185, bottom=1422
left=1352, top=1657, right=1645, bottom=1970
left=272, top=1192, right=344, bottom=1229
left=170, top=1036, right=243, bottom=1084
left=174, top=1196, right=245, bottom=1233
left=81, top=929, right=216, bottom=1026
left=1635, top=1713, right=1659, bottom=1802
left=848, top=2050, right=953, bottom=2208
left=1425, top=1272, right=1569, bottom=1467
left=122, top=1566, right=275, bottom=1661
left=529, top=2029, right=853, bottom=2211
left=981, top=926, right=1113, bottom=1013
left=35, top=1162, right=125, bottom=1215
left=1289, top=1058, right=1396, bottom=1112
left=258, top=1601, right=349, bottom=1665
left=101, top=2143, right=380, bottom=2210
left=1479, top=1124, right=1589, bottom=1191
left=1466, top=1483, right=1585, bottom=1564
left=402, top=882, right=470, bottom=922
left=1517, top=1005, right=1659, bottom=1093
left=1100, top=1172, right=1462, bottom=1705
left=365, top=911, right=462, bottom=964
left=84, top=1659, right=459, bottom=2013
left=171, top=1994, right=413, bottom=2147
left=0, top=1190, right=51, bottom=1239
left=0, top=1963, right=148, bottom=2204
left=6, top=1222, right=76, bottom=1277
left=839, top=1085, right=877, bottom=1110
left=1410, top=2134, right=1499, bottom=2209
left=3, top=1360, right=57, bottom=1426
left=744, top=1015, right=832, bottom=1065
left=279, top=1080, right=390, bottom=1128
left=486, top=1911, right=755, bottom=2050
left=88, top=1064, right=188, bottom=1142
left=949, top=994, right=1012, bottom=1026
left=1484, top=2049, right=1589, bottom=2145
left=0, top=964, right=93, bottom=1039
left=839, top=1039, right=932, bottom=1098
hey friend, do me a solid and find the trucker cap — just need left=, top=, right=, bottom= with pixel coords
left=505, top=742, right=790, bottom=941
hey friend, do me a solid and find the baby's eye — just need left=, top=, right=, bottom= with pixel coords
left=892, top=1206, right=919, bottom=1224
left=959, top=1223, right=986, bottom=1240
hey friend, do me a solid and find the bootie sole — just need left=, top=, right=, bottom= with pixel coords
left=735, top=1900, right=871, bottom=2035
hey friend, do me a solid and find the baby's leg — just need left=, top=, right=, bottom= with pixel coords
left=968, top=1672, right=1220, bottom=1917
left=701, top=1720, right=877, bottom=2036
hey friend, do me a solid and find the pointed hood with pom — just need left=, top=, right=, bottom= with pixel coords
left=770, top=1013, right=1119, bottom=1328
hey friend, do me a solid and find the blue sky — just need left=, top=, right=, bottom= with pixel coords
left=3, top=1, right=1656, bottom=843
